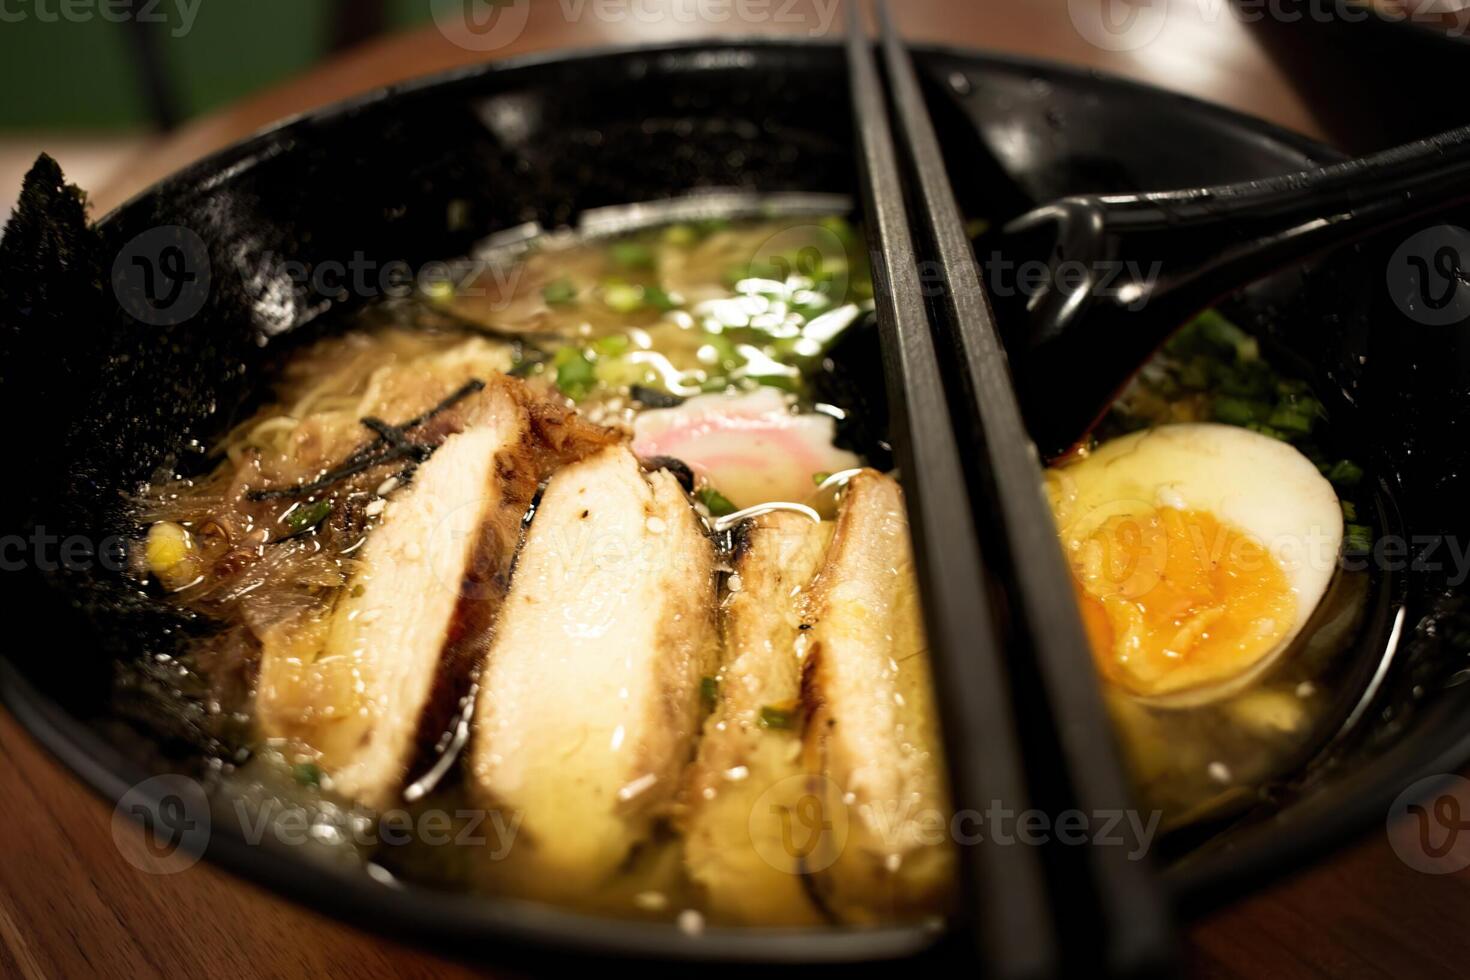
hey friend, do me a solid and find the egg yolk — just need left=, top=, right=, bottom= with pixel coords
left=1064, top=507, right=1296, bottom=697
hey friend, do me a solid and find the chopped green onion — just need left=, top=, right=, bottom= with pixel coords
left=820, top=215, right=858, bottom=247
left=642, top=285, right=679, bottom=311
left=1179, top=356, right=1215, bottom=391
left=602, top=282, right=645, bottom=314
left=1212, top=396, right=1269, bottom=426
left=1217, top=361, right=1274, bottom=399
left=541, top=277, right=577, bottom=305
left=609, top=241, right=654, bottom=270
left=700, top=675, right=719, bottom=709
left=1344, top=523, right=1373, bottom=556
left=758, top=705, right=796, bottom=730
left=751, top=374, right=802, bottom=393
left=748, top=257, right=788, bottom=281
left=553, top=347, right=596, bottom=400
left=662, top=224, right=697, bottom=247
left=593, top=355, right=653, bottom=388
left=693, top=217, right=731, bottom=236
left=592, top=333, right=631, bottom=357
left=697, top=487, right=737, bottom=517
left=1341, top=500, right=1358, bottom=521
left=1267, top=404, right=1317, bottom=436
left=1193, top=310, right=1255, bottom=361
left=1327, top=459, right=1365, bottom=488
left=812, top=471, right=832, bottom=486
left=293, top=762, right=323, bottom=787
left=285, top=499, right=332, bottom=534
left=1278, top=392, right=1323, bottom=416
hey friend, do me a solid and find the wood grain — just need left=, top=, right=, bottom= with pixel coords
left=0, top=711, right=489, bottom=979
left=7, top=1, right=1464, bottom=977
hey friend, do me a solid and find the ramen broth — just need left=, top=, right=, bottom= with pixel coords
left=128, top=215, right=1370, bottom=922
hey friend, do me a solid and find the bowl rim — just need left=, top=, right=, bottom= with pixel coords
left=7, top=34, right=1459, bottom=964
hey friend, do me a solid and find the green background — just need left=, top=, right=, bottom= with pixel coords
left=0, top=0, right=437, bottom=130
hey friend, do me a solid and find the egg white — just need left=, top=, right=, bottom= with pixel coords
left=1047, top=423, right=1344, bottom=702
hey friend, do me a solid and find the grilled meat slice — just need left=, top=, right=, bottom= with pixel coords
left=255, top=379, right=617, bottom=810
left=800, top=469, right=955, bottom=924
left=681, top=511, right=833, bottom=925
left=257, top=422, right=523, bottom=809
left=469, top=445, right=718, bottom=899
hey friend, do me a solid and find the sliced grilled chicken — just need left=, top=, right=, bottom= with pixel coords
left=800, top=469, right=955, bottom=924
left=256, top=379, right=616, bottom=810
left=469, top=445, right=718, bottom=899
left=681, top=511, right=833, bottom=926
left=255, top=422, right=526, bottom=809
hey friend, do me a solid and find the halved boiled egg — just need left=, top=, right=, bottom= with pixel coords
left=1045, top=424, right=1343, bottom=705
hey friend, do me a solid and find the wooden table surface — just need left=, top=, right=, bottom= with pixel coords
left=6, top=2, right=1468, bottom=977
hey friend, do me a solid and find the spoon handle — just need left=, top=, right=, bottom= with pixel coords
left=1093, top=123, right=1470, bottom=315
left=1001, top=124, right=1470, bottom=458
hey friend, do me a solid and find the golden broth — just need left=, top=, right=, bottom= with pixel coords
left=127, top=217, right=1371, bottom=923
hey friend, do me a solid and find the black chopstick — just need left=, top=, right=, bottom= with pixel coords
left=843, top=6, right=1056, bottom=977
left=872, top=1, right=1174, bottom=974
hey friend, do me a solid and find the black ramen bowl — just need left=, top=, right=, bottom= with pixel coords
left=1, top=39, right=1468, bottom=970
left=1232, top=1, right=1470, bottom=150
